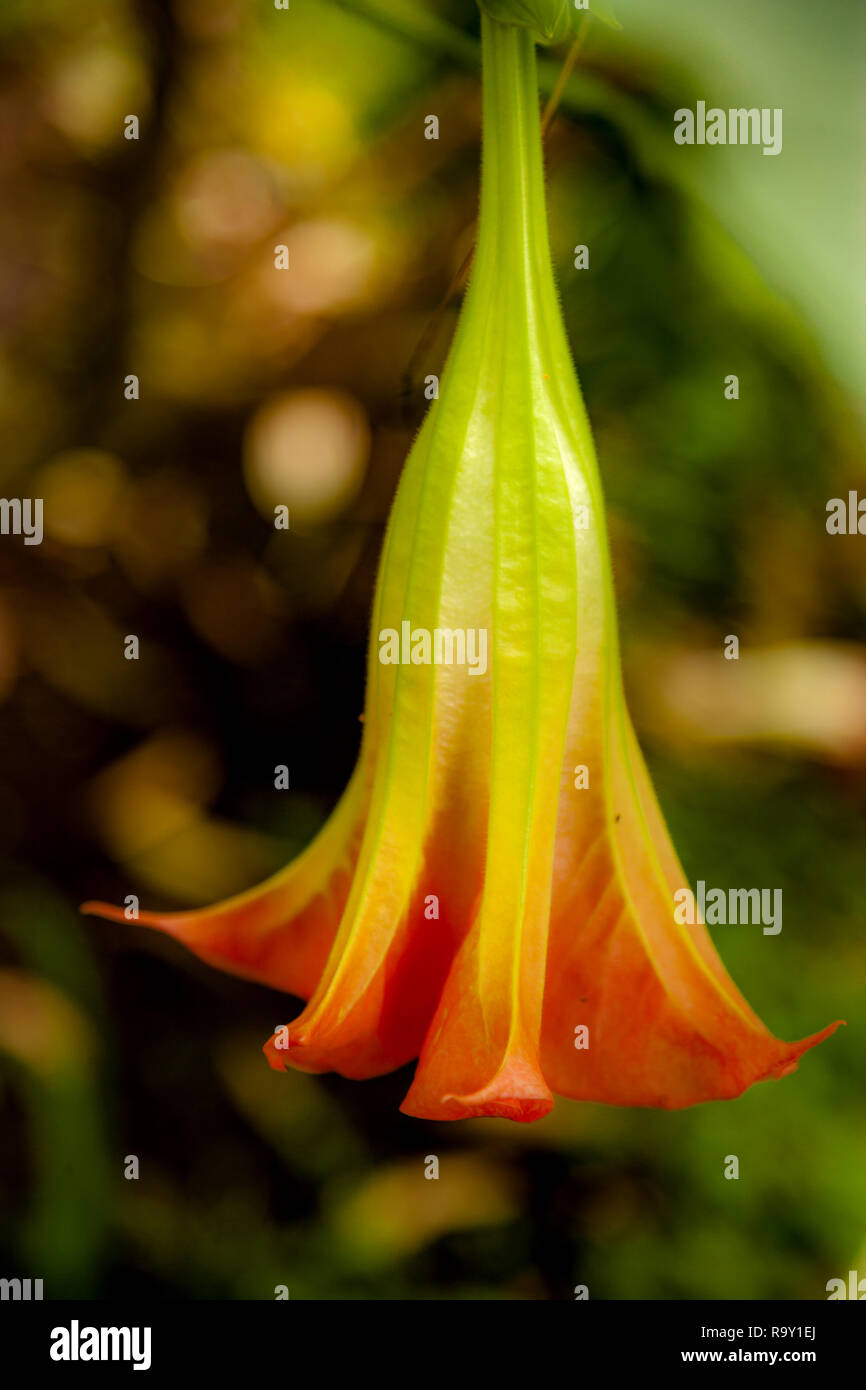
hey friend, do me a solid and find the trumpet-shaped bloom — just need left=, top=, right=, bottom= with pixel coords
left=85, top=17, right=840, bottom=1121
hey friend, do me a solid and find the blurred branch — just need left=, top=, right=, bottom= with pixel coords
left=330, top=0, right=481, bottom=68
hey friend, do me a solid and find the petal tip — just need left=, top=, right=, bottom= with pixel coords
left=401, top=1054, right=555, bottom=1123
left=80, top=899, right=127, bottom=924
left=401, top=1090, right=554, bottom=1123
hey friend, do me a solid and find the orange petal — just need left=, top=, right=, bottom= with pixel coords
left=540, top=706, right=843, bottom=1106
left=83, top=766, right=368, bottom=1000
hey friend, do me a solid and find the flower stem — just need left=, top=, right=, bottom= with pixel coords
left=403, top=16, right=589, bottom=403
left=472, top=16, right=552, bottom=312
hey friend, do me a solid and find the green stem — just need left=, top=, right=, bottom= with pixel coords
left=475, top=16, right=554, bottom=301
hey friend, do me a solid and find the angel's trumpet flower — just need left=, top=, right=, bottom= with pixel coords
left=85, top=14, right=840, bottom=1121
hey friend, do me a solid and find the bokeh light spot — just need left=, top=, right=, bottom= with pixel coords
left=244, top=388, right=369, bottom=526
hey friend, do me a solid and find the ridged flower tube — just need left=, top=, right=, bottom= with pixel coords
left=85, top=16, right=839, bottom=1121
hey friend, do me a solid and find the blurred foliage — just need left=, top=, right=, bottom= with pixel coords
left=0, top=0, right=863, bottom=1299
